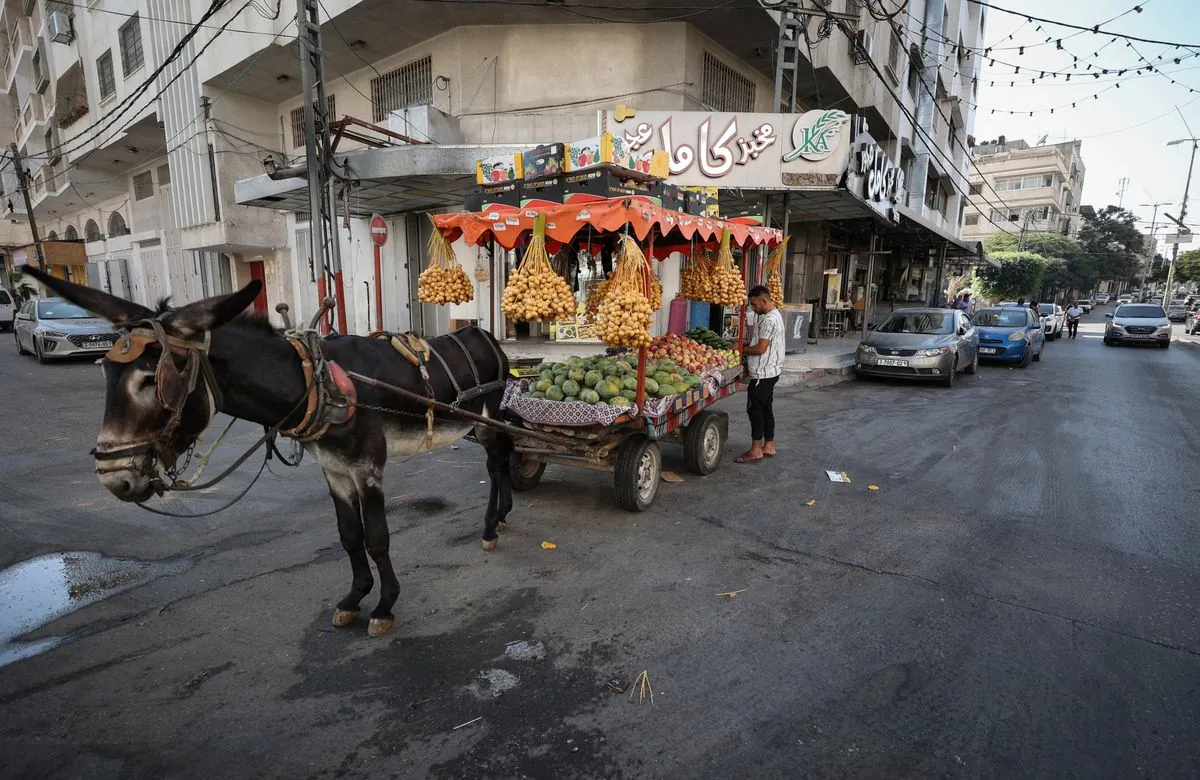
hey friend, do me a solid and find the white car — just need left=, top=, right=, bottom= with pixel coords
left=1117, top=295, right=1133, bottom=305
left=1037, top=303, right=1064, bottom=339
left=1078, top=299, right=1094, bottom=313
left=1104, top=303, right=1172, bottom=348
left=0, top=287, right=13, bottom=331
left=1095, top=292, right=1111, bottom=305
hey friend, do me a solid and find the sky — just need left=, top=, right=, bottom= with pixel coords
left=969, top=0, right=1200, bottom=255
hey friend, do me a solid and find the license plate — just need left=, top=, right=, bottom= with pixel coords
left=979, top=347, right=1000, bottom=354
left=876, top=358, right=908, bottom=367
left=1130, top=334, right=1153, bottom=339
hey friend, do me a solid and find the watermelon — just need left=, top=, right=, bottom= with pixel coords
left=622, top=376, right=639, bottom=392
left=613, top=361, right=633, bottom=375
left=644, top=377, right=660, bottom=394
left=584, top=370, right=603, bottom=388
left=685, top=375, right=702, bottom=389
left=568, top=368, right=586, bottom=383
left=597, top=380, right=620, bottom=400
left=620, top=388, right=637, bottom=401
left=534, top=378, right=553, bottom=393
left=562, top=379, right=581, bottom=397
left=554, top=373, right=567, bottom=387
left=580, top=388, right=600, bottom=404
left=654, top=371, right=674, bottom=386
left=566, top=356, right=584, bottom=368
left=545, top=385, right=565, bottom=402
left=610, top=396, right=633, bottom=407
left=527, top=391, right=546, bottom=399
left=658, top=360, right=678, bottom=372
left=564, top=395, right=579, bottom=403
left=539, top=370, right=555, bottom=383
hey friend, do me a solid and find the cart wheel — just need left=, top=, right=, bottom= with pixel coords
left=613, top=435, right=661, bottom=512
left=683, top=411, right=724, bottom=476
left=508, top=453, right=546, bottom=492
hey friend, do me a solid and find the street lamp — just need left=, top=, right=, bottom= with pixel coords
left=1139, top=200, right=1171, bottom=297
left=1164, top=138, right=1198, bottom=307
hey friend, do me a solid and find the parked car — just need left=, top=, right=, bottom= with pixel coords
left=1104, top=304, right=1172, bottom=348
left=1167, top=303, right=1189, bottom=322
left=1078, top=299, right=1094, bottom=313
left=14, top=298, right=119, bottom=363
left=1037, top=303, right=1065, bottom=340
left=972, top=306, right=1046, bottom=366
left=855, top=308, right=979, bottom=388
left=1117, top=295, right=1133, bottom=305
left=0, top=288, right=13, bottom=331
left=1095, top=292, right=1111, bottom=304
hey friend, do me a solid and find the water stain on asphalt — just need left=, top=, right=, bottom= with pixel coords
left=408, top=497, right=452, bottom=514
left=0, top=551, right=186, bottom=668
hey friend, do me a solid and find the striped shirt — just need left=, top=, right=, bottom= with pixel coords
left=747, top=308, right=785, bottom=379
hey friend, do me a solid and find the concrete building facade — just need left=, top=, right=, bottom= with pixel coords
left=962, top=137, right=1087, bottom=244
left=3, top=0, right=989, bottom=339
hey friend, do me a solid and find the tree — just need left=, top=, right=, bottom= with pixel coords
left=985, top=232, right=1091, bottom=299
left=1176, top=249, right=1200, bottom=284
left=1077, top=206, right=1144, bottom=285
left=974, top=251, right=1048, bottom=301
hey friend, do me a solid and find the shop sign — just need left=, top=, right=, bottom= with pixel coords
left=847, top=118, right=905, bottom=222
left=602, top=109, right=852, bottom=189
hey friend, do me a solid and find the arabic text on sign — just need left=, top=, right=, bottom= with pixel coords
left=623, top=118, right=778, bottom=180
left=857, top=144, right=905, bottom=206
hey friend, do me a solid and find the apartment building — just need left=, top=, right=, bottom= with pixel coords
left=4, top=0, right=987, bottom=339
left=962, top=137, right=1087, bottom=243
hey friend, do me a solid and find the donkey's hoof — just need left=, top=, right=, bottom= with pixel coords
left=331, top=609, right=359, bottom=628
left=481, top=538, right=499, bottom=552
left=496, top=521, right=507, bottom=532
left=368, top=617, right=394, bottom=638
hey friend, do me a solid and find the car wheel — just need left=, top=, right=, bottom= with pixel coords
left=942, top=357, right=957, bottom=387
left=1033, top=344, right=1042, bottom=362
left=1020, top=345, right=1032, bottom=368
left=964, top=349, right=979, bottom=375
left=15, top=330, right=29, bottom=356
left=34, top=337, right=49, bottom=364
left=1103, top=337, right=1114, bottom=346
left=1160, top=340, right=1171, bottom=349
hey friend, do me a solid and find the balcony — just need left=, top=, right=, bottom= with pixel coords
left=16, top=90, right=46, bottom=146
left=3, top=14, right=31, bottom=89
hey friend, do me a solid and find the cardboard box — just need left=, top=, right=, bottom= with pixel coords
left=475, top=153, right=523, bottom=185
left=522, top=143, right=565, bottom=179
left=635, top=149, right=670, bottom=180
left=464, top=180, right=521, bottom=212
left=565, top=133, right=637, bottom=173
left=562, top=168, right=657, bottom=205
left=652, top=181, right=685, bottom=212
left=682, top=186, right=719, bottom=217
left=519, top=176, right=565, bottom=208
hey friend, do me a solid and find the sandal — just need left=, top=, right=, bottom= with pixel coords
left=735, top=453, right=764, bottom=464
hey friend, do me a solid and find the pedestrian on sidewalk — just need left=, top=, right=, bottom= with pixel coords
left=736, top=285, right=784, bottom=465
left=1066, top=302, right=1083, bottom=339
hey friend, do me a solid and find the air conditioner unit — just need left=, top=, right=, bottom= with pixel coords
left=47, top=11, right=73, bottom=45
left=852, top=30, right=874, bottom=66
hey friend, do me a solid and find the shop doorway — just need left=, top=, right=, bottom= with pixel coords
left=248, top=260, right=268, bottom=313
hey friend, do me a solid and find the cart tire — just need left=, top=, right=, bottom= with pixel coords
left=613, top=435, right=661, bottom=512
left=683, top=411, right=724, bottom=476
left=509, top=453, right=546, bottom=492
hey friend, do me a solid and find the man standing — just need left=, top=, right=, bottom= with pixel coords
left=1065, top=301, right=1083, bottom=339
left=736, top=285, right=784, bottom=465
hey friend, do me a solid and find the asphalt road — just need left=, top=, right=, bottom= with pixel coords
left=2, top=310, right=1199, bottom=779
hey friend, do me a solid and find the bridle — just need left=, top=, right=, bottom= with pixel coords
left=91, top=317, right=223, bottom=488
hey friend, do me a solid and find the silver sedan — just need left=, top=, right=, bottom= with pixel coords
left=14, top=298, right=119, bottom=363
left=855, top=307, right=980, bottom=388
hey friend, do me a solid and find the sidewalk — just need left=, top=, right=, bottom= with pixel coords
left=498, top=334, right=859, bottom=389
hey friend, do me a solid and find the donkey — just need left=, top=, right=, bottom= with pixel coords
left=23, top=266, right=516, bottom=638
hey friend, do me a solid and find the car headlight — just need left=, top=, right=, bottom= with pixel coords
left=1008, top=331, right=1026, bottom=342
left=923, top=347, right=951, bottom=356
left=1109, top=323, right=1124, bottom=332
left=859, top=344, right=876, bottom=354
left=39, top=330, right=66, bottom=338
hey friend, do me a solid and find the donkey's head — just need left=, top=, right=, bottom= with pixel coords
left=21, top=266, right=262, bottom=502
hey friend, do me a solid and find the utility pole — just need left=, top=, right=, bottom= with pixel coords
left=296, top=0, right=348, bottom=334
left=9, top=143, right=46, bottom=274
left=1115, top=177, right=1130, bottom=209
left=1164, top=139, right=1197, bottom=307
left=1138, top=200, right=1169, bottom=297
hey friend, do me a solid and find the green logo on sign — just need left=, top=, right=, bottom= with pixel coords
left=784, top=110, right=850, bottom=162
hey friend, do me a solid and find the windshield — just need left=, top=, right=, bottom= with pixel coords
left=37, top=300, right=93, bottom=319
left=973, top=309, right=1029, bottom=328
left=1038, top=304, right=1055, bottom=315
left=1116, top=305, right=1166, bottom=319
left=875, top=312, right=954, bottom=335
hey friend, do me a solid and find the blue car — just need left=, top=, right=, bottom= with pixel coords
left=971, top=306, right=1046, bottom=366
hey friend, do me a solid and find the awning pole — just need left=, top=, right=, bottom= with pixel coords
left=862, top=232, right=876, bottom=341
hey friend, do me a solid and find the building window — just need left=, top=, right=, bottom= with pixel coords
left=1029, top=206, right=1049, bottom=221
left=64, top=225, right=79, bottom=241
left=887, top=28, right=904, bottom=81
left=290, top=95, right=337, bottom=148
left=119, top=15, right=144, bottom=76
left=994, top=174, right=1056, bottom=192
left=84, top=219, right=102, bottom=242
left=968, top=183, right=981, bottom=195
left=133, top=171, right=154, bottom=200
left=370, top=56, right=432, bottom=123
left=48, top=230, right=58, bottom=240
left=108, top=212, right=129, bottom=237
left=906, top=46, right=922, bottom=97
left=701, top=52, right=755, bottom=113
left=97, top=50, right=116, bottom=100
left=157, top=164, right=171, bottom=186
left=964, top=214, right=979, bottom=226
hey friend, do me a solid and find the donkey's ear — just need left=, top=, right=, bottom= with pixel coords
left=19, top=264, right=154, bottom=326
left=168, top=280, right=262, bottom=335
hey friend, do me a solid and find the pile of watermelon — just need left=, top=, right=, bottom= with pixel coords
left=523, top=354, right=703, bottom=406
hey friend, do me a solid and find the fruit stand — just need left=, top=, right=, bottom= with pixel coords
left=427, top=198, right=783, bottom=510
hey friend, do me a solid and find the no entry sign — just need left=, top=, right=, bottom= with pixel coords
left=369, top=214, right=388, bottom=247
